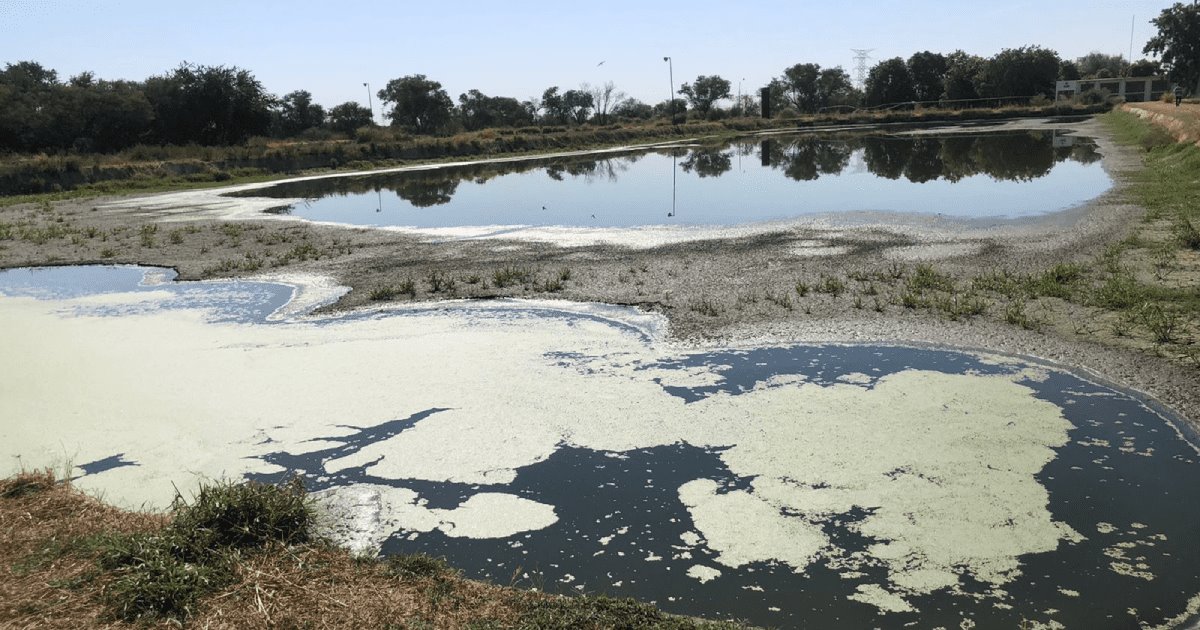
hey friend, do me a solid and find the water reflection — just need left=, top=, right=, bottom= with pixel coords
left=239, top=131, right=1108, bottom=227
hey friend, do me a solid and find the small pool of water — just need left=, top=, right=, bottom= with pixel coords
left=234, top=130, right=1110, bottom=229
left=3, top=265, right=1197, bottom=629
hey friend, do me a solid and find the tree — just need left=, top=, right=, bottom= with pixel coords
left=907, top=51, right=949, bottom=102
left=542, top=87, right=568, bottom=124
left=561, top=89, right=593, bottom=124
left=976, top=46, right=1060, bottom=99
left=612, top=98, right=653, bottom=120
left=815, top=68, right=858, bottom=109
left=378, top=74, right=453, bottom=134
left=775, top=64, right=856, bottom=113
left=278, top=90, right=326, bottom=136
left=583, top=81, right=625, bottom=124
left=1075, top=52, right=1127, bottom=78
left=777, top=63, right=820, bottom=111
left=1128, top=58, right=1162, bottom=77
left=864, top=58, right=915, bottom=106
left=652, top=98, right=688, bottom=119
left=1144, top=3, right=1200, bottom=94
left=143, top=63, right=274, bottom=145
left=678, top=75, right=731, bottom=114
left=327, top=101, right=374, bottom=134
left=0, top=62, right=60, bottom=150
left=943, top=51, right=985, bottom=101
left=1059, top=60, right=1081, bottom=81
left=457, top=89, right=534, bottom=130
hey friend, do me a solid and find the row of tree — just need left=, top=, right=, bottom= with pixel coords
left=0, top=3, right=1194, bottom=154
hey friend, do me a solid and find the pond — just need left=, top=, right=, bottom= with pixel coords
left=2, top=266, right=1197, bottom=629
left=234, top=130, right=1111, bottom=229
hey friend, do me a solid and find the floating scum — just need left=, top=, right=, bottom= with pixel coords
left=1, top=267, right=1197, bottom=624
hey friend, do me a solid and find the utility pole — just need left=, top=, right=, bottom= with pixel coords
left=664, top=57, right=675, bottom=123
left=363, top=82, right=375, bottom=125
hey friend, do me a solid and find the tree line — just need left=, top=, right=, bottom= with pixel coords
left=0, top=3, right=1194, bottom=155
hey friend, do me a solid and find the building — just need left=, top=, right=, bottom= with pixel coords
left=1055, top=77, right=1172, bottom=103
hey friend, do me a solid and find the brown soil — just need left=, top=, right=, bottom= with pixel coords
left=1, top=116, right=1197, bottom=437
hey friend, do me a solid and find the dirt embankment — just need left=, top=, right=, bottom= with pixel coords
left=1124, top=101, right=1200, bottom=145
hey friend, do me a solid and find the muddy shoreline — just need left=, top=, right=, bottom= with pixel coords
left=2, top=115, right=1197, bottom=433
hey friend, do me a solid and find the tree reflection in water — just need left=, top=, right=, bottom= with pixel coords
left=249, top=131, right=1102, bottom=211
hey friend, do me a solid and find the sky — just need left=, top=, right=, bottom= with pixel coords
left=0, top=0, right=1182, bottom=121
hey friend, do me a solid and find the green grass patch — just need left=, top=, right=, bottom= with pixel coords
left=906, top=264, right=955, bottom=293
left=98, top=478, right=312, bottom=622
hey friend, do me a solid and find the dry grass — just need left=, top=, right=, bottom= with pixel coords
left=0, top=472, right=749, bottom=629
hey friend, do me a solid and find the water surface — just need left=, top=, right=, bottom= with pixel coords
left=236, top=131, right=1110, bottom=229
left=3, top=265, right=1197, bottom=630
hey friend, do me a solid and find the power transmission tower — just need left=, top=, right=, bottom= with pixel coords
left=851, top=49, right=875, bottom=89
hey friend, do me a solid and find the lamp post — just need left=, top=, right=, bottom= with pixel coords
left=738, top=78, right=744, bottom=116
left=363, top=82, right=375, bottom=125
left=663, top=56, right=675, bottom=124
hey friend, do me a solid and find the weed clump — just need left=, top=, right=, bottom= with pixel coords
left=492, top=265, right=533, bottom=288
left=0, top=470, right=57, bottom=499
left=387, top=553, right=454, bottom=580
left=99, top=479, right=312, bottom=622
left=907, top=264, right=954, bottom=293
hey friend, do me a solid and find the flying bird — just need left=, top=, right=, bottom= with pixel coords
left=597, top=61, right=606, bottom=67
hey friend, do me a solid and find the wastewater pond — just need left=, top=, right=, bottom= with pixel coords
left=2, top=265, right=1198, bottom=630
left=235, top=130, right=1111, bottom=229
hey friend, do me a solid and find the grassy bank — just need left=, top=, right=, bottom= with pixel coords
left=0, top=102, right=1108, bottom=204
left=0, top=472, right=751, bottom=629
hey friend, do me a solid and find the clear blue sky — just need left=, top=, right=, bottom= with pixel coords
left=0, top=0, right=1180, bottom=118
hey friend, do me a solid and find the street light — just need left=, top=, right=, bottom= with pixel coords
left=363, top=82, right=375, bottom=125
left=738, top=78, right=744, bottom=116
left=663, top=56, right=675, bottom=124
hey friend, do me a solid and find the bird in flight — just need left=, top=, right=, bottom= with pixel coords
left=597, top=61, right=606, bottom=67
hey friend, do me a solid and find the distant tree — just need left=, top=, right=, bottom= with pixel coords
left=277, top=90, right=326, bottom=136
left=378, top=74, right=453, bottom=134
left=1144, top=3, right=1200, bottom=94
left=143, top=63, right=274, bottom=145
left=1128, top=58, right=1162, bottom=77
left=327, top=101, right=374, bottom=134
left=539, top=87, right=569, bottom=124
left=561, top=89, right=594, bottom=124
left=907, top=51, right=949, bottom=101
left=816, top=68, right=858, bottom=109
left=943, top=51, right=985, bottom=101
left=66, top=79, right=153, bottom=151
left=1058, top=60, right=1081, bottom=81
left=1075, top=52, right=1127, bottom=78
left=0, top=62, right=60, bottom=150
left=776, top=64, right=856, bottom=113
left=457, top=89, right=535, bottom=130
left=652, top=98, right=688, bottom=119
left=864, top=58, right=915, bottom=106
left=612, top=98, right=653, bottom=120
left=583, top=81, right=625, bottom=124
left=976, top=46, right=1060, bottom=99
left=777, top=63, right=820, bottom=111
left=678, top=75, right=731, bottom=114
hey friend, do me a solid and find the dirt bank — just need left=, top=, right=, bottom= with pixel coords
left=1126, top=101, right=1200, bottom=145
left=1, top=115, right=1196, bottom=435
